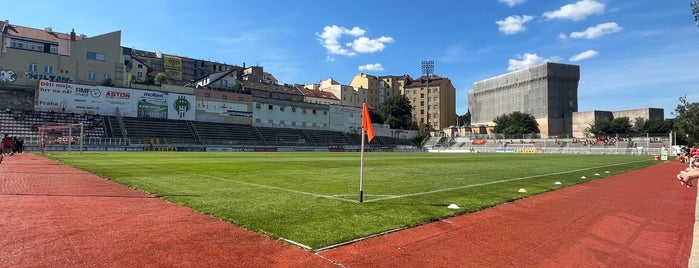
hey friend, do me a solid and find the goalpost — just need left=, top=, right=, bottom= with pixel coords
left=38, top=122, right=84, bottom=154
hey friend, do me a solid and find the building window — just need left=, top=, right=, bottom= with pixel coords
left=87, top=72, right=96, bottom=80
left=268, top=105, right=273, bottom=110
left=268, top=119, right=273, bottom=124
left=28, top=63, right=38, bottom=72
left=43, top=65, right=53, bottom=74
left=49, top=45, right=58, bottom=54
left=137, top=72, right=143, bottom=78
left=86, top=51, right=106, bottom=61
left=280, top=120, right=285, bottom=125
left=103, top=73, right=111, bottom=80
left=256, top=103, right=261, bottom=109
left=280, top=106, right=285, bottom=111
left=256, top=119, right=261, bottom=123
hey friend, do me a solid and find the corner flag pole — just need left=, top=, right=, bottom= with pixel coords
left=359, top=127, right=366, bottom=203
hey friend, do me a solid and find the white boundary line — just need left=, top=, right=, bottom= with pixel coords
left=366, top=160, right=647, bottom=203
left=111, top=160, right=360, bottom=203
left=111, top=159, right=646, bottom=204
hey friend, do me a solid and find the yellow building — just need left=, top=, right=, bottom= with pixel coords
left=348, top=73, right=409, bottom=110
left=0, top=21, right=124, bottom=89
left=403, top=75, right=457, bottom=132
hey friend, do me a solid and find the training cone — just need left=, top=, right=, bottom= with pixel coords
left=580, top=176, right=587, bottom=179
left=447, top=204, right=460, bottom=209
left=554, top=181, right=562, bottom=185
left=518, top=188, right=527, bottom=193
left=594, top=173, right=600, bottom=176
left=605, top=171, right=610, bottom=174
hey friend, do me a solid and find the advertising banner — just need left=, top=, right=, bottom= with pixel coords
left=36, top=80, right=136, bottom=116
left=36, top=80, right=196, bottom=121
left=168, top=93, right=195, bottom=120
left=101, top=87, right=136, bottom=117
left=195, top=99, right=251, bottom=124
left=134, top=90, right=168, bottom=119
left=163, top=55, right=182, bottom=69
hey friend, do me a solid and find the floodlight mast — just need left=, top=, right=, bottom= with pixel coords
left=421, top=60, right=434, bottom=135
left=692, top=0, right=699, bottom=27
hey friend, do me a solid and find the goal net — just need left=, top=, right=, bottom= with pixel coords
left=38, top=122, right=84, bottom=154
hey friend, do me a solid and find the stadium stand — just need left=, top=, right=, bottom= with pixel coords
left=0, top=109, right=105, bottom=140
left=191, top=121, right=260, bottom=145
left=117, top=116, right=197, bottom=144
left=302, top=129, right=351, bottom=146
left=255, top=126, right=310, bottom=146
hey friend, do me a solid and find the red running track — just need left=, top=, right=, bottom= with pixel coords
left=0, top=153, right=695, bottom=267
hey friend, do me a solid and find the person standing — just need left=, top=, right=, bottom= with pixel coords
left=2, top=134, right=14, bottom=156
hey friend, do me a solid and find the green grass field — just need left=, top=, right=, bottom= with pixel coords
left=47, top=151, right=657, bottom=250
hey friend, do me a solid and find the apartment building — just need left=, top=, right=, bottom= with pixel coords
left=403, top=75, right=457, bottom=132
left=0, top=20, right=124, bottom=89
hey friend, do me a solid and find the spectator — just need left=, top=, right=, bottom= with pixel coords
left=2, top=134, right=14, bottom=156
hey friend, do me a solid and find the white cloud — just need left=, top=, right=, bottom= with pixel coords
left=351, top=36, right=394, bottom=53
left=507, top=53, right=557, bottom=71
left=358, top=63, right=384, bottom=72
left=316, top=25, right=393, bottom=60
left=316, top=25, right=364, bottom=57
left=569, top=50, right=599, bottom=62
left=558, top=33, right=568, bottom=40
left=542, top=0, right=604, bottom=21
left=496, top=15, right=534, bottom=35
left=498, top=0, right=526, bottom=7
left=570, top=22, right=622, bottom=39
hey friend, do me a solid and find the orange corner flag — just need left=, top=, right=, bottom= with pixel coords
left=362, top=103, right=375, bottom=142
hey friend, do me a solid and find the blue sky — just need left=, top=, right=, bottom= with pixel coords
left=4, top=0, right=698, bottom=118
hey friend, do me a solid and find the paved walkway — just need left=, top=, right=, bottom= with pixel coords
left=1, top=153, right=695, bottom=267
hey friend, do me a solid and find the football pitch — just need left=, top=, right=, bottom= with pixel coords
left=47, top=152, right=657, bottom=250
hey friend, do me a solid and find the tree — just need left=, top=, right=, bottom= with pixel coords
left=380, top=95, right=414, bottom=129
left=369, top=110, right=384, bottom=124
left=673, top=95, right=699, bottom=144
left=609, top=117, right=632, bottom=134
left=634, top=117, right=671, bottom=135
left=154, top=73, right=168, bottom=85
left=457, top=111, right=471, bottom=126
left=586, top=117, right=632, bottom=136
left=492, top=111, right=539, bottom=136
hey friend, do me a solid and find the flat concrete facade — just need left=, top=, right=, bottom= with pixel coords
left=572, top=108, right=665, bottom=137
left=468, top=62, right=580, bottom=136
